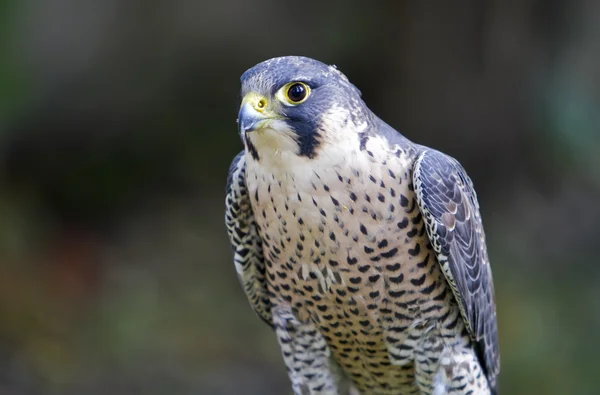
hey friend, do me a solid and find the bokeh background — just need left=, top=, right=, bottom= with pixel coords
left=0, top=1, right=599, bottom=394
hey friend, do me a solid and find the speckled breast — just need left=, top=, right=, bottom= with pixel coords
left=246, top=147, right=462, bottom=392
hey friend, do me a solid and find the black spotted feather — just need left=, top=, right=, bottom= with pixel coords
left=225, top=151, right=272, bottom=326
left=413, top=149, right=499, bottom=390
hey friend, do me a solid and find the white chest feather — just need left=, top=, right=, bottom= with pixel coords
left=245, top=133, right=416, bottom=290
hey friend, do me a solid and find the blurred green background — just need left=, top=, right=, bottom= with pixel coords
left=0, top=1, right=599, bottom=394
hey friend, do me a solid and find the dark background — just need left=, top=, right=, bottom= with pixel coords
left=0, top=1, right=598, bottom=394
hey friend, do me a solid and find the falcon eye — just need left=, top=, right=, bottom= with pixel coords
left=281, top=82, right=310, bottom=105
left=287, top=83, right=307, bottom=102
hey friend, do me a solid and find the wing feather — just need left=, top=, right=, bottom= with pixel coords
left=413, top=150, right=499, bottom=388
left=225, top=151, right=272, bottom=326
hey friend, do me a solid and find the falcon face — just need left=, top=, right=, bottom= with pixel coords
left=227, top=56, right=499, bottom=395
left=238, top=56, right=371, bottom=160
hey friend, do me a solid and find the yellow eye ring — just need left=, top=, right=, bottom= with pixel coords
left=278, top=82, right=310, bottom=105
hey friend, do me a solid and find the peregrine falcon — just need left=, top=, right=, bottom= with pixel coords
left=225, top=56, right=499, bottom=395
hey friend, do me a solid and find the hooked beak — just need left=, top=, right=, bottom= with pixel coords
left=237, top=102, right=268, bottom=135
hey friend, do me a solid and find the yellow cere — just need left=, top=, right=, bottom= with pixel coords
left=242, top=92, right=270, bottom=113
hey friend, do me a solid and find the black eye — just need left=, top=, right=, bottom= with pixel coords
left=287, top=83, right=308, bottom=103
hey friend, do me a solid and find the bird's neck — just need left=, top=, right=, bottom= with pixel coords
left=244, top=131, right=415, bottom=199
left=245, top=136, right=360, bottom=188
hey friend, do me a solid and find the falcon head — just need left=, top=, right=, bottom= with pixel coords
left=237, top=56, right=373, bottom=161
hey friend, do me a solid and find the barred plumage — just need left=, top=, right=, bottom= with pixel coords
left=225, top=151, right=272, bottom=326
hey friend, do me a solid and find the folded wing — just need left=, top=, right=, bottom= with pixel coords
left=225, top=152, right=272, bottom=326
left=413, top=150, right=499, bottom=388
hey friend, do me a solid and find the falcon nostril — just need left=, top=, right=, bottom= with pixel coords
left=255, top=99, right=267, bottom=111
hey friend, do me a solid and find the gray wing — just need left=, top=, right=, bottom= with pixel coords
left=413, top=150, right=499, bottom=388
left=225, top=151, right=272, bottom=326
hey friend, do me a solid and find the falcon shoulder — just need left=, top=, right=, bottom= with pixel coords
left=225, top=151, right=272, bottom=326
left=412, top=149, right=499, bottom=387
